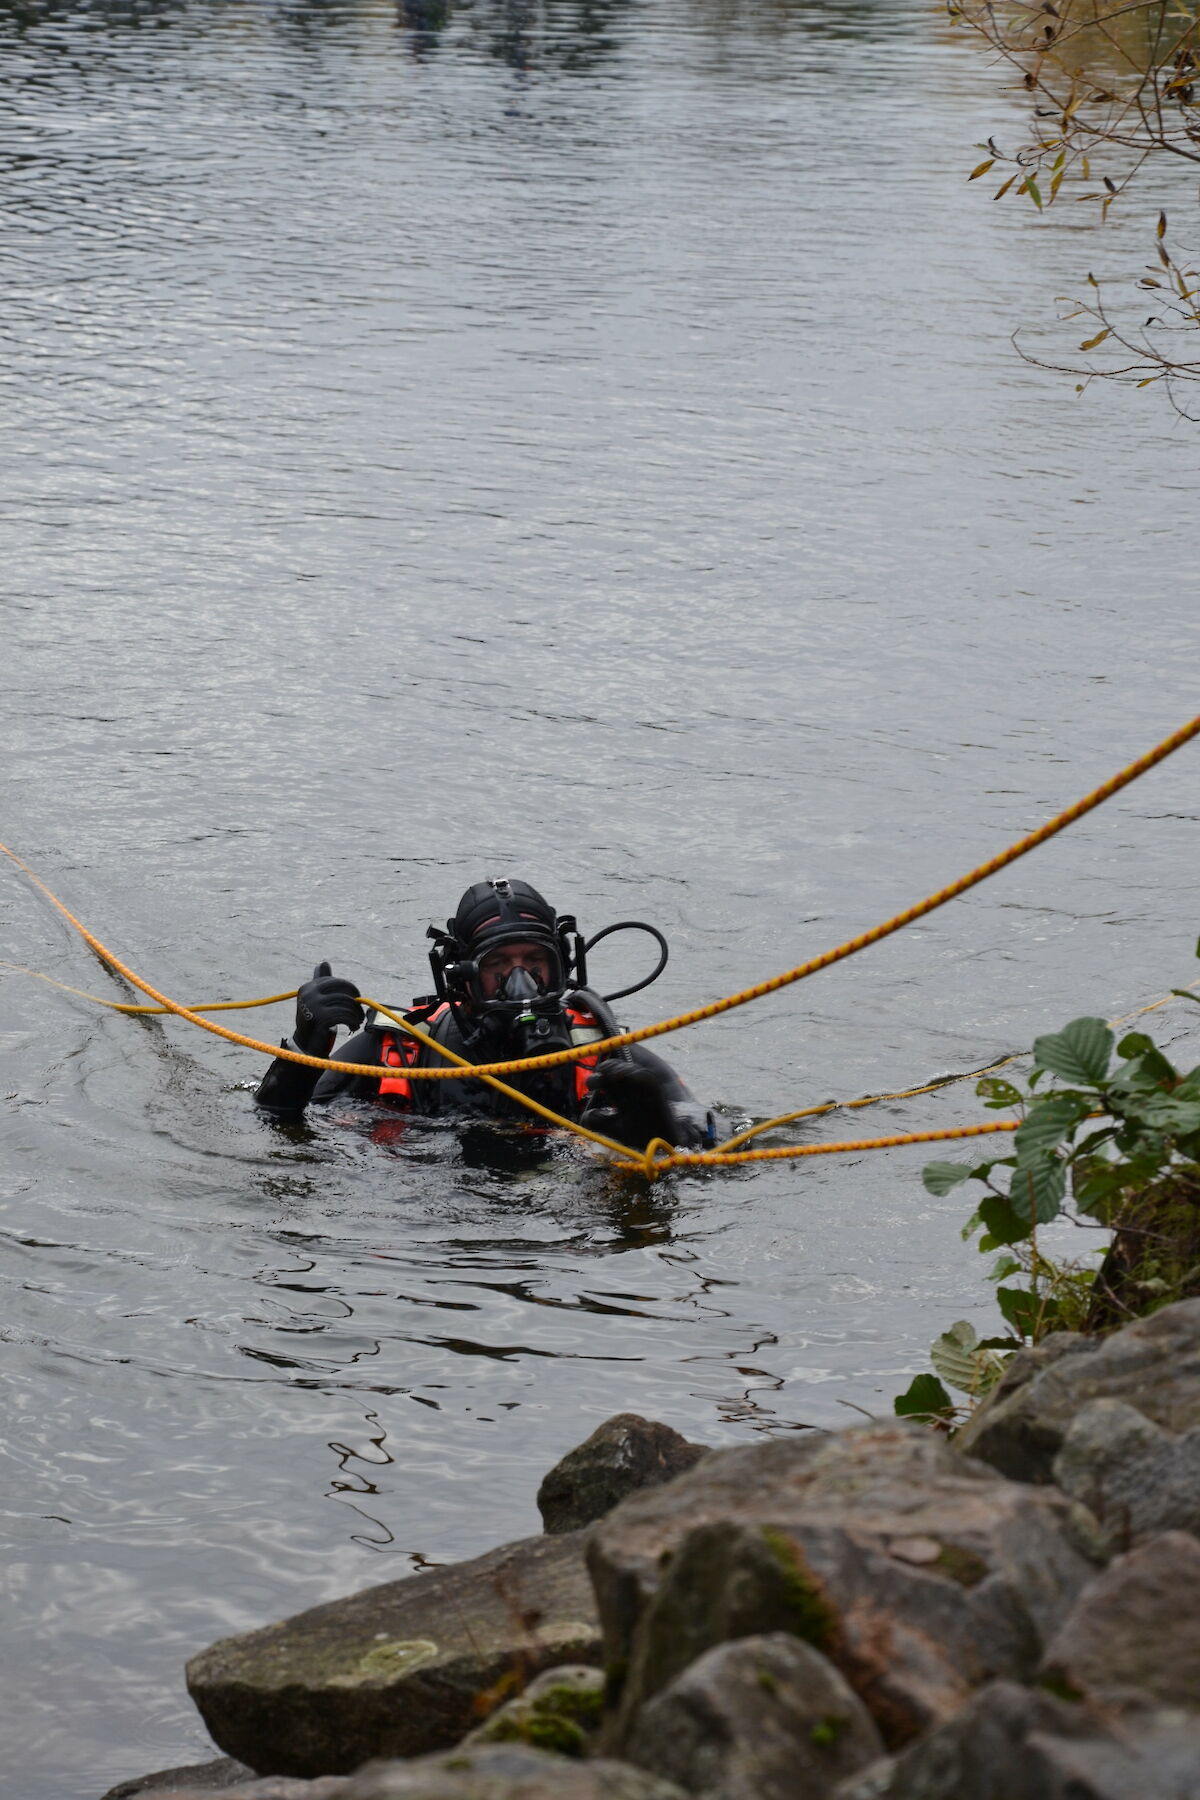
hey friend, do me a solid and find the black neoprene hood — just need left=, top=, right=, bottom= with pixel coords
left=450, top=879, right=559, bottom=958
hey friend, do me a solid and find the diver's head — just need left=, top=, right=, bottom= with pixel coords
left=446, top=877, right=566, bottom=1013
left=430, top=878, right=575, bottom=1064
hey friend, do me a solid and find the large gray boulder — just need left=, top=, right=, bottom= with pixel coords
left=1052, top=1399, right=1200, bottom=1549
left=622, top=1632, right=883, bottom=1800
left=537, top=1417, right=708, bottom=1536
left=187, top=1532, right=601, bottom=1778
left=101, top=1760, right=257, bottom=1799
left=833, top=1680, right=1200, bottom=1800
left=956, top=1299, right=1200, bottom=1483
left=124, top=1747, right=685, bottom=1800
left=117, top=1779, right=344, bottom=1800
left=1040, top=1531, right=1200, bottom=1711
left=588, top=1423, right=1093, bottom=1748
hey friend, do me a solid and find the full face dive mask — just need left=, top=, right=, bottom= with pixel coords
left=483, top=959, right=576, bottom=1060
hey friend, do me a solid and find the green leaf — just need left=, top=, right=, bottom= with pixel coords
left=1116, top=1032, right=1157, bottom=1060
left=931, top=1321, right=1009, bottom=1396
left=1007, top=1155, right=1067, bottom=1225
left=1112, top=1123, right=1170, bottom=1169
left=1072, top=1163, right=1124, bottom=1221
left=923, top=1161, right=977, bottom=1196
left=1014, top=1095, right=1089, bottom=1160
left=1073, top=1124, right=1116, bottom=1157
left=977, top=1193, right=1035, bottom=1246
left=976, top=1077, right=1023, bottom=1108
left=1111, top=1041, right=1177, bottom=1090
left=930, top=1321, right=981, bottom=1392
left=973, top=1357, right=1009, bottom=1397
left=1032, top=1017, right=1113, bottom=1086
left=996, top=1285, right=1050, bottom=1339
left=1126, top=1095, right=1200, bottom=1134
left=988, top=1254, right=1024, bottom=1282
left=894, top=1373, right=954, bottom=1417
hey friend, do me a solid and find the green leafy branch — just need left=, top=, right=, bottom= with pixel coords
left=897, top=940, right=1200, bottom=1423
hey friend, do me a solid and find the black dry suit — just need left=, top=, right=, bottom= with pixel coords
left=254, top=878, right=718, bottom=1153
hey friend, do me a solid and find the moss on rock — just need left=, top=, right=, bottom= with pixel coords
left=760, top=1527, right=838, bottom=1651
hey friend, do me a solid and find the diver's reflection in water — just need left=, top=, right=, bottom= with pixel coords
left=398, top=0, right=450, bottom=57
left=453, top=1124, right=679, bottom=1248
left=483, top=0, right=631, bottom=73
left=395, top=0, right=634, bottom=74
left=455, top=1121, right=559, bottom=1174
left=256, top=1106, right=679, bottom=1249
left=593, top=1179, right=678, bottom=1250
left=489, top=0, right=535, bottom=72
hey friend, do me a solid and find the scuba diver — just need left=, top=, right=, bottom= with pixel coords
left=254, top=878, right=720, bottom=1153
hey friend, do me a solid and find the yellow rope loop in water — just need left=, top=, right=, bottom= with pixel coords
left=1, top=711, right=1197, bottom=1115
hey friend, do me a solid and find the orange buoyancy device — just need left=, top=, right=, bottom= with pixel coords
left=376, top=1004, right=604, bottom=1106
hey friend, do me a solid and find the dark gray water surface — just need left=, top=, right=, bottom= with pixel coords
left=2, top=0, right=1197, bottom=1792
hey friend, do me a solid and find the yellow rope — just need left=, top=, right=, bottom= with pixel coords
left=0, top=954, right=627, bottom=1155
left=716, top=1050, right=1026, bottom=1155
left=6, top=953, right=1194, bottom=1177
left=607, top=1118, right=1020, bottom=1178
left=0, top=921, right=629, bottom=1154
left=2, top=713, right=1195, bottom=1089
left=714, top=977, right=1200, bottom=1157
left=372, top=708, right=1200, bottom=1079
left=359, top=996, right=637, bottom=1159
left=0, top=962, right=297, bottom=1015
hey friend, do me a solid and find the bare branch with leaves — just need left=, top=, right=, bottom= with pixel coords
left=953, top=0, right=1200, bottom=404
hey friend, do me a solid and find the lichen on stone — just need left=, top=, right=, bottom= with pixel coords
left=328, top=1638, right=439, bottom=1685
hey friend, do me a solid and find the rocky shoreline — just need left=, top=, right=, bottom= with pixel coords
left=104, top=1301, right=1200, bottom=1800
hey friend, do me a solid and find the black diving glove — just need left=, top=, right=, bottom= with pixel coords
left=584, top=1056, right=682, bottom=1152
left=293, top=962, right=364, bottom=1057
